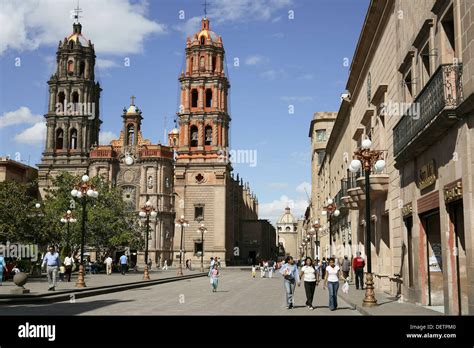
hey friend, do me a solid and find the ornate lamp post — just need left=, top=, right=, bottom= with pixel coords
left=70, top=174, right=99, bottom=288
left=321, top=199, right=340, bottom=256
left=348, top=138, right=386, bottom=306
left=311, top=219, right=322, bottom=260
left=60, top=210, right=76, bottom=254
left=139, top=201, right=157, bottom=280
left=175, top=215, right=189, bottom=276
left=196, top=223, right=207, bottom=272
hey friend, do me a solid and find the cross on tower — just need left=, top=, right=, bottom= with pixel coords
left=202, top=0, right=209, bottom=18
left=72, top=2, right=83, bottom=23
left=130, top=95, right=136, bottom=105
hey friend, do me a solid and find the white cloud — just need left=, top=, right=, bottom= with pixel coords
left=99, top=131, right=118, bottom=144
left=245, top=54, right=265, bottom=66
left=14, top=122, right=46, bottom=145
left=96, top=59, right=119, bottom=69
left=0, top=107, right=42, bottom=128
left=175, top=0, right=293, bottom=36
left=272, top=16, right=282, bottom=23
left=0, top=0, right=165, bottom=56
left=281, top=96, right=314, bottom=102
left=260, top=69, right=286, bottom=80
left=296, top=181, right=311, bottom=194
left=259, top=195, right=308, bottom=223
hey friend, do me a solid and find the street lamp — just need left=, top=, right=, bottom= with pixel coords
left=348, top=137, right=385, bottom=306
left=60, top=210, right=76, bottom=254
left=70, top=174, right=99, bottom=288
left=139, top=200, right=157, bottom=280
left=196, top=223, right=207, bottom=272
left=311, top=219, right=322, bottom=259
left=175, top=215, right=189, bottom=276
left=321, top=199, right=340, bottom=256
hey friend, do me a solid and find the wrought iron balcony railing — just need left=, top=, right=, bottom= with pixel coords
left=393, top=63, right=463, bottom=157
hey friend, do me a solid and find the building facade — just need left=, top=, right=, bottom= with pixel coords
left=172, top=17, right=259, bottom=267
left=0, top=157, right=38, bottom=184
left=311, top=0, right=474, bottom=315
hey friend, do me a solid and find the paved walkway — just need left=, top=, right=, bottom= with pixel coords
left=338, top=284, right=440, bottom=315
left=0, top=270, right=359, bottom=315
left=0, top=268, right=200, bottom=296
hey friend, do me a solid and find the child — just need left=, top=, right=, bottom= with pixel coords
left=59, top=264, right=66, bottom=282
left=251, top=265, right=256, bottom=278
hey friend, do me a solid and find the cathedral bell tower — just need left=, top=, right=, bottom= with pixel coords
left=173, top=16, right=232, bottom=265
left=38, top=18, right=102, bottom=196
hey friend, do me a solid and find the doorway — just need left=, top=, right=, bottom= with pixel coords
left=448, top=200, right=468, bottom=315
left=421, top=210, right=444, bottom=307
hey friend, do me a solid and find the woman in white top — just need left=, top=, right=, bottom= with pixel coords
left=324, top=257, right=341, bottom=311
left=299, top=257, right=319, bottom=310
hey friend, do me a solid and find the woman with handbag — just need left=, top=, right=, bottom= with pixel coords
left=209, top=264, right=219, bottom=292
left=279, top=256, right=300, bottom=309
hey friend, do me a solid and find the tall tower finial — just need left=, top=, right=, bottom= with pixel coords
left=130, top=95, right=136, bottom=106
left=202, top=0, right=209, bottom=18
left=72, top=1, right=83, bottom=24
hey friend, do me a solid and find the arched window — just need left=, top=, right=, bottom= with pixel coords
left=212, top=56, right=216, bottom=72
left=57, top=92, right=66, bottom=111
left=70, top=128, right=78, bottom=149
left=55, top=128, right=64, bottom=149
left=285, top=226, right=291, bottom=232
left=199, top=56, right=205, bottom=71
left=67, top=60, right=74, bottom=75
left=72, top=91, right=79, bottom=103
left=191, top=89, right=198, bottom=108
left=127, top=124, right=135, bottom=145
left=205, top=89, right=212, bottom=108
left=190, top=125, right=198, bottom=147
left=69, top=41, right=74, bottom=50
left=79, top=61, right=85, bottom=77
left=173, top=138, right=177, bottom=146
left=200, top=37, right=205, bottom=45
left=205, top=125, right=212, bottom=146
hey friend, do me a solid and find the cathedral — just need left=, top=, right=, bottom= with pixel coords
left=37, top=16, right=275, bottom=266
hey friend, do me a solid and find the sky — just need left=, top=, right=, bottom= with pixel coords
left=0, top=0, right=369, bottom=223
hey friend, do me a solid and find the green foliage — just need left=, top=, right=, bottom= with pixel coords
left=0, top=172, right=145, bottom=261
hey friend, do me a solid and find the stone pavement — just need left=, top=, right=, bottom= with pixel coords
left=337, top=282, right=441, bottom=315
left=0, top=270, right=360, bottom=315
left=0, top=268, right=201, bottom=296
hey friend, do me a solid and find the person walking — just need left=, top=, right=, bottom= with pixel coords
left=0, top=250, right=7, bottom=286
left=268, top=259, right=274, bottom=278
left=324, top=257, right=341, bottom=311
left=279, top=256, right=300, bottom=309
left=320, top=257, right=327, bottom=280
left=42, top=246, right=61, bottom=291
left=104, top=255, right=113, bottom=275
left=59, top=264, right=65, bottom=282
left=352, top=251, right=365, bottom=290
left=162, top=259, right=168, bottom=270
left=119, top=253, right=128, bottom=275
left=64, top=253, right=74, bottom=282
left=209, top=264, right=219, bottom=292
left=251, top=265, right=256, bottom=278
left=300, top=257, right=318, bottom=310
left=342, top=255, right=351, bottom=280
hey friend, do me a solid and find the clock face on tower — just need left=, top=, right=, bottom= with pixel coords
left=122, top=186, right=136, bottom=211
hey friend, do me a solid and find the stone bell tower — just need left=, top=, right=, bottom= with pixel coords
left=173, top=16, right=232, bottom=265
left=38, top=17, right=101, bottom=196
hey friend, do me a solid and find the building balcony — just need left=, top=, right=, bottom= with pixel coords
left=356, top=173, right=389, bottom=199
left=393, top=64, right=463, bottom=165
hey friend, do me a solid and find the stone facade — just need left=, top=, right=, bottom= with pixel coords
left=171, top=17, right=260, bottom=267
left=311, top=0, right=474, bottom=315
left=0, top=157, right=38, bottom=184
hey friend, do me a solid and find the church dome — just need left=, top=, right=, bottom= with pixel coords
left=196, top=18, right=220, bottom=43
left=67, top=23, right=90, bottom=47
left=277, top=207, right=296, bottom=224
left=126, top=105, right=137, bottom=114
left=170, top=128, right=179, bottom=134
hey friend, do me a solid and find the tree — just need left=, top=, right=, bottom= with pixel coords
left=43, top=172, right=144, bottom=261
